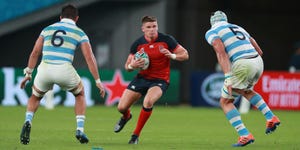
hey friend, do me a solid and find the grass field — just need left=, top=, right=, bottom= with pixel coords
left=0, top=105, right=299, bottom=150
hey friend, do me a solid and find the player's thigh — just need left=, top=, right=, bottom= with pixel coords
left=231, top=59, right=254, bottom=89
left=33, top=65, right=54, bottom=92
left=251, top=56, right=264, bottom=81
left=118, top=89, right=141, bottom=111
left=143, top=86, right=163, bottom=106
left=55, top=64, right=81, bottom=91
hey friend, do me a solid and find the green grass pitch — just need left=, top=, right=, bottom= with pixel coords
left=0, top=105, right=299, bottom=150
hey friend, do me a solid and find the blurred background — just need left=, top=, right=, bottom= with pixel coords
left=0, top=0, right=299, bottom=109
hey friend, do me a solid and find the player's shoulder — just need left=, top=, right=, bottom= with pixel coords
left=156, top=32, right=177, bottom=43
left=131, top=35, right=147, bottom=49
left=205, top=27, right=217, bottom=39
left=158, top=32, right=174, bottom=39
left=133, top=35, right=147, bottom=44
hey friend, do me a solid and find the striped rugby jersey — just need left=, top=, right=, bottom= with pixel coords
left=40, top=18, right=89, bottom=64
left=205, top=21, right=258, bottom=62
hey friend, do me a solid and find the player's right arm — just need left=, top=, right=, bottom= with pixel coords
left=81, top=41, right=105, bottom=98
left=212, top=38, right=232, bottom=96
left=124, top=54, right=145, bottom=72
left=20, top=36, right=43, bottom=89
left=125, top=40, right=146, bottom=71
left=212, top=38, right=231, bottom=74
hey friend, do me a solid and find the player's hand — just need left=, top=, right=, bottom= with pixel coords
left=21, top=67, right=33, bottom=89
left=130, top=58, right=145, bottom=69
left=20, top=76, right=31, bottom=89
left=96, top=82, right=106, bottom=98
left=159, top=48, right=171, bottom=57
left=159, top=48, right=176, bottom=59
left=226, top=85, right=232, bottom=97
left=224, top=73, right=233, bottom=97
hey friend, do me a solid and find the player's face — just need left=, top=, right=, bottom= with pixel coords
left=142, top=21, right=158, bottom=39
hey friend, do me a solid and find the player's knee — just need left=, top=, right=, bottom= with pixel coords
left=143, top=100, right=154, bottom=108
left=219, top=98, right=226, bottom=106
left=117, top=105, right=127, bottom=113
left=219, top=97, right=233, bottom=108
left=70, top=82, right=84, bottom=96
left=32, top=86, right=45, bottom=98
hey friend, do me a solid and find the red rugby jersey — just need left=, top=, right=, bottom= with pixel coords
left=130, top=32, right=180, bottom=83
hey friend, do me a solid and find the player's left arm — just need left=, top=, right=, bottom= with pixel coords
left=250, top=37, right=263, bottom=56
left=27, top=36, right=43, bottom=69
left=172, top=45, right=189, bottom=61
left=20, top=36, right=44, bottom=89
left=160, top=45, right=189, bottom=61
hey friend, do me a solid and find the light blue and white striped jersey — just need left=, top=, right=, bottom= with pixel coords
left=40, top=18, right=89, bottom=64
left=205, top=21, right=258, bottom=62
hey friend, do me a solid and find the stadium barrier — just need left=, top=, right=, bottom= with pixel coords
left=190, top=71, right=300, bottom=110
left=254, top=71, right=300, bottom=110
left=0, top=67, right=180, bottom=107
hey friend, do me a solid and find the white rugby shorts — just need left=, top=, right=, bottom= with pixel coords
left=221, top=55, right=263, bottom=99
left=33, top=62, right=81, bottom=93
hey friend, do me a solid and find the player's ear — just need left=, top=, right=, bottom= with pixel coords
left=141, top=26, right=144, bottom=32
left=74, top=16, right=79, bottom=22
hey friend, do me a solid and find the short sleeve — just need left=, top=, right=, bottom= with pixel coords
left=205, top=29, right=219, bottom=45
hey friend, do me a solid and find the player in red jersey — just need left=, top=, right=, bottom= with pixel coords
left=113, top=15, right=189, bottom=144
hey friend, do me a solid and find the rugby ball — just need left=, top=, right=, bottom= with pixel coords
left=134, top=50, right=149, bottom=70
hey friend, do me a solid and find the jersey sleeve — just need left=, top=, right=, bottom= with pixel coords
left=79, top=30, right=89, bottom=44
left=205, top=29, right=219, bottom=45
left=130, top=40, right=139, bottom=54
left=164, top=35, right=179, bottom=52
left=39, top=27, right=48, bottom=38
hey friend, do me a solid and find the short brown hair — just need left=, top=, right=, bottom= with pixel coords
left=61, top=4, right=78, bottom=20
left=141, top=16, right=157, bottom=24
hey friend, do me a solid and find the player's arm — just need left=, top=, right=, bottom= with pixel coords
left=212, top=38, right=232, bottom=95
left=27, top=36, right=43, bottom=69
left=20, top=36, right=43, bottom=89
left=159, top=45, right=189, bottom=61
left=250, top=37, right=263, bottom=56
left=212, top=38, right=231, bottom=74
left=172, top=45, right=189, bottom=61
left=124, top=54, right=145, bottom=71
left=81, top=42, right=105, bottom=98
left=125, top=54, right=135, bottom=72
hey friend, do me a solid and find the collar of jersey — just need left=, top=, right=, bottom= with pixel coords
left=211, top=21, right=227, bottom=28
left=61, top=18, right=76, bottom=25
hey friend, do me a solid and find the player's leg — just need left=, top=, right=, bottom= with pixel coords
left=220, top=82, right=254, bottom=147
left=236, top=56, right=280, bottom=134
left=20, top=86, right=45, bottom=145
left=71, top=82, right=86, bottom=129
left=129, top=85, right=163, bottom=144
left=67, top=78, right=89, bottom=144
left=68, top=81, right=89, bottom=144
left=20, top=66, right=48, bottom=145
left=58, top=64, right=88, bottom=144
left=25, top=86, right=45, bottom=122
left=220, top=97, right=254, bottom=147
left=238, top=89, right=280, bottom=134
left=114, top=89, right=141, bottom=133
